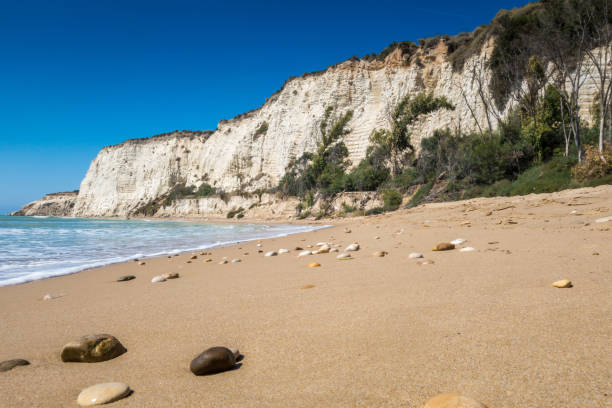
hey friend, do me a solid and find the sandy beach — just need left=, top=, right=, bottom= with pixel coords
left=1, top=186, right=610, bottom=407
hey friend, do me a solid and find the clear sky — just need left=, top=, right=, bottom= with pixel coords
left=0, top=0, right=530, bottom=214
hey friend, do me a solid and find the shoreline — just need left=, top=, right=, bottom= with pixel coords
left=0, top=218, right=333, bottom=288
left=1, top=185, right=610, bottom=407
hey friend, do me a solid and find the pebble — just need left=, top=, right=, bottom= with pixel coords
left=552, top=279, right=572, bottom=288
left=409, top=252, right=423, bottom=259
left=306, top=244, right=313, bottom=248
left=316, top=242, right=327, bottom=246
left=595, top=216, right=612, bottom=223
left=190, top=255, right=198, bottom=260
left=301, top=284, right=316, bottom=289
left=190, top=347, right=237, bottom=376
left=204, top=258, right=213, bottom=262
left=133, top=258, right=139, bottom=262
left=151, top=275, right=166, bottom=283
left=42, top=293, right=62, bottom=300
left=314, top=245, right=331, bottom=254
left=278, top=248, right=290, bottom=254
left=186, top=260, right=192, bottom=264
left=77, top=382, right=131, bottom=406
left=0, top=359, right=30, bottom=372
left=345, top=243, right=360, bottom=251
left=298, top=250, right=312, bottom=257
left=372, top=251, right=388, bottom=257
left=219, top=259, right=228, bottom=264
left=374, top=236, right=380, bottom=239
left=294, top=246, right=303, bottom=251
left=593, top=252, right=599, bottom=255
left=424, top=393, right=487, bottom=408
left=162, top=272, right=179, bottom=279
left=256, top=243, right=263, bottom=247
left=117, top=275, right=135, bottom=282
left=417, top=259, right=435, bottom=265
left=265, top=251, right=277, bottom=257
left=308, top=262, right=321, bottom=268
left=231, top=258, right=241, bottom=263
left=61, top=334, right=126, bottom=363
left=459, top=247, right=475, bottom=252
left=336, top=253, right=352, bottom=260
left=433, top=242, right=455, bottom=251
left=344, top=228, right=351, bottom=233
left=330, top=248, right=339, bottom=253
left=450, top=238, right=466, bottom=245
left=139, top=262, right=146, bottom=266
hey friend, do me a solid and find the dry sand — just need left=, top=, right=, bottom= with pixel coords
left=1, top=186, right=611, bottom=407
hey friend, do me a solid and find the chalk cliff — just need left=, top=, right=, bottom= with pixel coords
left=15, top=39, right=604, bottom=218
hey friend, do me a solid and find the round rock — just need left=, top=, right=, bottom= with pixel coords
left=409, top=252, right=423, bottom=259
left=0, top=359, right=30, bottom=372
left=265, top=251, right=278, bottom=257
left=61, top=334, right=126, bottom=363
left=433, top=242, right=455, bottom=251
left=116, top=275, right=135, bottom=282
left=77, top=382, right=131, bottom=406
left=552, top=279, right=572, bottom=288
left=151, top=275, right=166, bottom=283
left=190, top=346, right=237, bottom=376
left=424, top=393, right=487, bottom=408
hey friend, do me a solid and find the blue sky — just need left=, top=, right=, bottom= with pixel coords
left=0, top=0, right=529, bottom=213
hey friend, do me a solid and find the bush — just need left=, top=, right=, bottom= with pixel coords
left=382, top=190, right=402, bottom=211
left=255, top=122, right=268, bottom=137
left=407, top=181, right=434, bottom=208
left=226, top=207, right=244, bottom=218
left=194, top=183, right=216, bottom=197
left=365, top=207, right=384, bottom=216
left=572, top=144, right=612, bottom=181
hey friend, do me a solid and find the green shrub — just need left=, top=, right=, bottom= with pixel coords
left=297, top=210, right=311, bottom=219
left=382, top=190, right=402, bottom=211
left=255, top=122, right=269, bottom=137
left=194, top=183, right=216, bottom=197
left=226, top=207, right=245, bottom=218
left=407, top=181, right=434, bottom=208
left=365, top=207, right=384, bottom=216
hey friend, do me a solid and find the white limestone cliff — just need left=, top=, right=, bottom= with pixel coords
left=16, top=42, right=605, bottom=218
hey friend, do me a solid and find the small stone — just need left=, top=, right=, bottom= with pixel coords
left=595, top=216, right=612, bottom=223
left=301, top=284, right=315, bottom=289
left=433, top=243, right=455, bottom=251
left=186, top=260, right=192, bottom=264
left=162, top=272, right=179, bottom=279
left=256, top=243, right=263, bottom=247
left=308, top=262, right=321, bottom=268
left=336, top=253, right=351, bottom=260
left=117, top=275, right=135, bottom=282
left=298, top=250, right=312, bottom=257
left=294, top=246, right=303, bottom=251
left=409, top=253, right=423, bottom=259
left=231, top=258, right=241, bottom=263
left=552, top=279, right=572, bottom=288
left=0, top=359, right=30, bottom=372
left=424, top=393, right=487, bottom=408
left=204, top=258, right=213, bottom=262
left=316, top=242, right=327, bottom=246
left=460, top=220, right=471, bottom=225
left=139, top=262, right=146, bottom=266
left=190, top=347, right=237, bottom=376
left=151, top=275, right=166, bottom=283
left=459, top=247, right=475, bottom=252
left=42, top=293, right=61, bottom=300
left=190, top=255, right=198, bottom=260
left=219, top=259, right=228, bottom=264
left=344, top=228, right=351, bottom=233
left=373, top=251, right=388, bottom=257
left=77, top=382, right=131, bottom=406
left=417, top=259, right=435, bottom=265
left=133, top=258, right=139, bottom=262
left=485, top=211, right=492, bottom=216
left=374, top=236, right=380, bottom=239
left=488, top=241, right=499, bottom=245
left=450, top=238, right=466, bottom=245
left=330, top=248, right=339, bottom=253
left=61, top=334, right=126, bottom=363
left=174, top=254, right=179, bottom=257
left=278, top=248, right=290, bottom=254
left=257, top=250, right=263, bottom=253
left=593, top=252, right=599, bottom=255
left=306, top=244, right=313, bottom=248
left=314, top=245, right=331, bottom=254
left=345, top=243, right=360, bottom=252
left=265, top=251, right=277, bottom=257
left=167, top=255, right=172, bottom=259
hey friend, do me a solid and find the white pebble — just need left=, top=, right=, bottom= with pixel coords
left=459, top=247, right=475, bottom=252
left=151, top=275, right=166, bottom=283
left=265, top=251, right=278, bottom=257
left=345, top=243, right=360, bottom=252
left=336, top=252, right=352, bottom=260
left=231, top=258, right=242, bottom=263
left=330, top=248, right=339, bottom=252
left=595, top=216, right=612, bottom=223
left=278, top=248, right=289, bottom=254
left=409, top=253, right=423, bottom=259
left=297, top=250, right=312, bottom=257
left=450, top=238, right=466, bottom=245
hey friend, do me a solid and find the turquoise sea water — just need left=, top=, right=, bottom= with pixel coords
left=0, top=216, right=324, bottom=286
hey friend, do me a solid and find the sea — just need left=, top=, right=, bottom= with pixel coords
left=0, top=215, right=324, bottom=287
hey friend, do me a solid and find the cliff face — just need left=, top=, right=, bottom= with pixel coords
left=10, top=192, right=78, bottom=216
left=17, top=41, right=604, bottom=218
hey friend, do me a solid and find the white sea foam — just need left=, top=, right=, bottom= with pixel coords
left=0, top=216, right=327, bottom=286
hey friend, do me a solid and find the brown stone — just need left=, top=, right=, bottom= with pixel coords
left=61, top=334, right=126, bottom=363
left=433, top=243, right=455, bottom=251
left=424, top=393, right=487, bottom=408
left=0, top=359, right=30, bottom=372
left=190, top=347, right=237, bottom=375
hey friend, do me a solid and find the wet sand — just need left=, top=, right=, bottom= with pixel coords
left=0, top=186, right=610, bottom=407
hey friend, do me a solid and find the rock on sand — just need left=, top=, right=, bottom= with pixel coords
left=424, top=393, right=487, bottom=408
left=61, top=334, right=126, bottom=363
left=0, top=359, right=30, bottom=372
left=77, top=382, right=131, bottom=406
left=433, top=243, right=455, bottom=251
left=190, top=347, right=237, bottom=376
left=552, top=279, right=572, bottom=288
